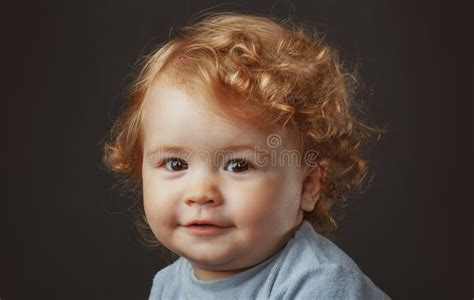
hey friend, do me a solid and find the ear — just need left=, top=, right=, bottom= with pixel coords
left=300, top=160, right=328, bottom=212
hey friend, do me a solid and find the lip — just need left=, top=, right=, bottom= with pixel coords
left=183, top=220, right=233, bottom=236
left=185, top=220, right=226, bottom=227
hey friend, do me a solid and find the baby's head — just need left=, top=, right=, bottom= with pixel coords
left=103, top=12, right=377, bottom=280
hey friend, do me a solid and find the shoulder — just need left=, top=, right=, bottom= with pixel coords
left=274, top=221, right=363, bottom=278
left=282, top=263, right=390, bottom=299
left=148, top=257, right=184, bottom=299
left=271, top=221, right=390, bottom=299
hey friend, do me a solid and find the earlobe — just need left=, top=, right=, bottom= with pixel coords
left=301, top=191, right=319, bottom=212
left=300, top=161, right=327, bottom=212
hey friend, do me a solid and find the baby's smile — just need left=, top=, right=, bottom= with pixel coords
left=182, top=219, right=234, bottom=236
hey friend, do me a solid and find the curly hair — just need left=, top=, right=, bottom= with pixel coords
left=102, top=11, right=382, bottom=247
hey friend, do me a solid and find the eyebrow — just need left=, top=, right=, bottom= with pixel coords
left=146, top=144, right=262, bottom=157
left=146, top=145, right=189, bottom=155
left=221, top=144, right=261, bottom=152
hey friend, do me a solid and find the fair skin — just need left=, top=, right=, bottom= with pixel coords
left=141, top=76, right=324, bottom=281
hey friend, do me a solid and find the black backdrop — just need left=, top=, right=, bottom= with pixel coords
left=4, top=1, right=472, bottom=299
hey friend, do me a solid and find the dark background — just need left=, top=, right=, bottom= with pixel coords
left=4, top=0, right=472, bottom=299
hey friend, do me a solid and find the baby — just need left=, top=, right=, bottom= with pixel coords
left=103, top=12, right=390, bottom=299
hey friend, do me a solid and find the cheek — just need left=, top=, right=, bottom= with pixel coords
left=228, top=173, right=302, bottom=229
left=142, top=175, right=179, bottom=228
left=232, top=192, right=272, bottom=224
left=227, top=175, right=286, bottom=224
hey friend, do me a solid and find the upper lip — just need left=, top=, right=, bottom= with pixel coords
left=185, top=220, right=229, bottom=227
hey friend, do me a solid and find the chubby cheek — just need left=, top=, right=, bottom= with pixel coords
left=228, top=176, right=286, bottom=234
left=142, top=176, right=179, bottom=235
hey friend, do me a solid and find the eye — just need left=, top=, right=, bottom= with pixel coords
left=224, top=159, right=252, bottom=173
left=160, top=157, right=188, bottom=172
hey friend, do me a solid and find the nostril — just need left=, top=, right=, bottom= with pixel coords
left=186, top=198, right=215, bottom=206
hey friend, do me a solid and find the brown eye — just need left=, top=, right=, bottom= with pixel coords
left=225, top=159, right=250, bottom=173
left=163, top=158, right=188, bottom=171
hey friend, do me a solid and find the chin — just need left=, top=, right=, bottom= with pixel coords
left=184, top=250, right=236, bottom=267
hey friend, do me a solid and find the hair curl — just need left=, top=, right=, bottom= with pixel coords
left=102, top=11, right=383, bottom=246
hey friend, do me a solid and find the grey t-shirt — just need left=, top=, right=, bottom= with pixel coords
left=149, top=220, right=390, bottom=299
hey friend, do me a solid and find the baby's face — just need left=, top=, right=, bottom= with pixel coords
left=141, top=78, right=307, bottom=281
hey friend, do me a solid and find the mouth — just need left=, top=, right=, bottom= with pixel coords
left=185, top=220, right=229, bottom=227
left=183, top=220, right=233, bottom=235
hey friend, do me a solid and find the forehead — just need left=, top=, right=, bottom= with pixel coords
left=141, top=78, right=297, bottom=152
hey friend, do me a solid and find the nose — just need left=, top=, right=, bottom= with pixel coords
left=184, top=170, right=223, bottom=207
